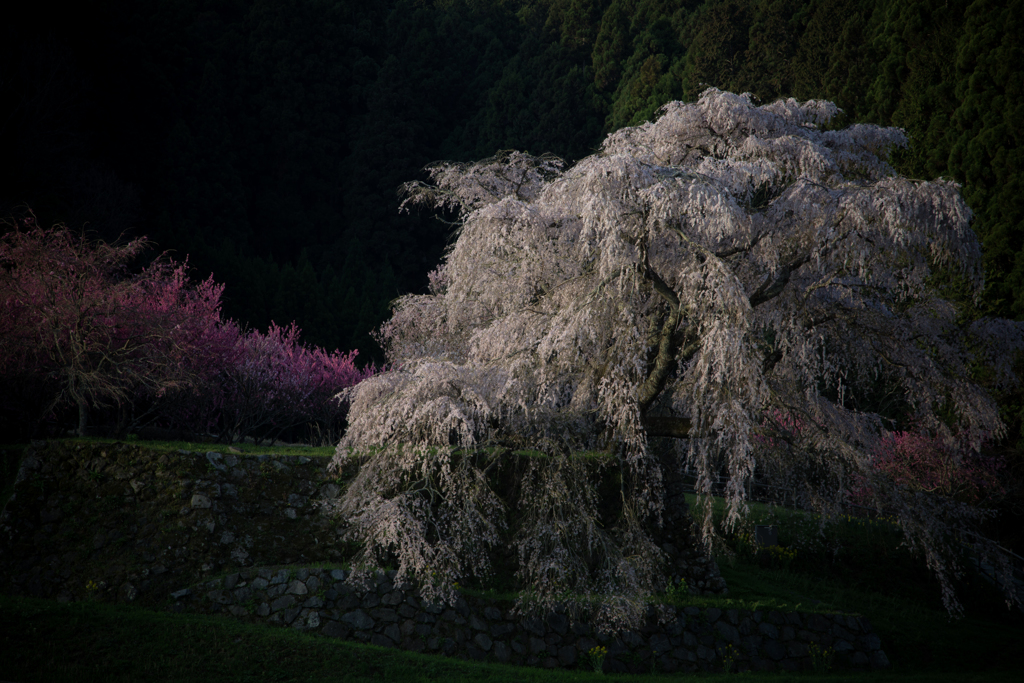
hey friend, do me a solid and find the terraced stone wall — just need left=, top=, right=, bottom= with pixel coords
left=0, top=441, right=889, bottom=673
left=0, top=442, right=726, bottom=604
left=0, top=442, right=349, bottom=602
left=170, top=566, right=890, bottom=674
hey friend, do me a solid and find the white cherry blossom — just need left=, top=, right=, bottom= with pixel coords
left=330, top=89, right=1022, bottom=621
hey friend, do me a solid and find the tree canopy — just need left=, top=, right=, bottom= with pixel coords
left=332, top=89, right=1023, bottom=625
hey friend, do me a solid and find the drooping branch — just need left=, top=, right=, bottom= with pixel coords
left=748, top=252, right=812, bottom=308
left=636, top=305, right=680, bottom=411
left=643, top=253, right=680, bottom=308
left=714, top=230, right=769, bottom=259
left=760, top=313, right=836, bottom=375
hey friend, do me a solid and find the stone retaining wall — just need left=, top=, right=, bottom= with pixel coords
left=1, top=442, right=890, bottom=673
left=0, top=442, right=351, bottom=603
left=0, top=442, right=726, bottom=604
left=170, top=566, right=889, bottom=674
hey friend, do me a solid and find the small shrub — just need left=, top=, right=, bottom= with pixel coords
left=582, top=645, right=607, bottom=673
left=757, top=544, right=797, bottom=571
left=719, top=643, right=738, bottom=673
left=852, top=430, right=1005, bottom=506
left=809, top=641, right=835, bottom=674
left=664, top=577, right=689, bottom=603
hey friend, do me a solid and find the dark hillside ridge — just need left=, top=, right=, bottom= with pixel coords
left=4, top=0, right=1020, bottom=367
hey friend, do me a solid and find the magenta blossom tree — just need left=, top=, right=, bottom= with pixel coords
left=0, top=217, right=206, bottom=435
left=213, top=321, right=373, bottom=445
left=1, top=217, right=374, bottom=443
left=109, top=271, right=374, bottom=445
left=330, top=89, right=1024, bottom=623
left=851, top=431, right=1006, bottom=506
left=117, top=260, right=242, bottom=437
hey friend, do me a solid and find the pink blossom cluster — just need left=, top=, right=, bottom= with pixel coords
left=176, top=320, right=375, bottom=444
left=854, top=431, right=1005, bottom=506
left=755, top=408, right=1003, bottom=507
left=0, top=218, right=373, bottom=442
left=756, top=408, right=804, bottom=449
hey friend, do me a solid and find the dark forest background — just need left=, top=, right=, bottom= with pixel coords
left=3, top=0, right=1021, bottom=369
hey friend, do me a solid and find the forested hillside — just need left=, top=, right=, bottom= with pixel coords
left=3, top=0, right=1021, bottom=364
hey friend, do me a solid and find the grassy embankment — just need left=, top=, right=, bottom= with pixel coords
left=1, top=438, right=1022, bottom=682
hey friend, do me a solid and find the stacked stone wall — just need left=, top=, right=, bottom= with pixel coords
left=170, top=566, right=889, bottom=674
left=0, top=442, right=350, bottom=602
left=0, top=442, right=727, bottom=603
left=0, top=441, right=889, bottom=673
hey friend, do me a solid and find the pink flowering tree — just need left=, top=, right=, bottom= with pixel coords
left=299, top=343, right=377, bottom=445
left=117, top=262, right=242, bottom=437
left=330, top=89, right=1024, bottom=621
left=0, top=217, right=373, bottom=443
left=212, top=322, right=372, bottom=445
left=757, top=410, right=1006, bottom=508
left=851, top=431, right=1005, bottom=507
left=115, top=279, right=374, bottom=445
left=0, top=218, right=205, bottom=436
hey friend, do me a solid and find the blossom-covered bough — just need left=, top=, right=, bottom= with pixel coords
left=329, top=89, right=1024, bottom=625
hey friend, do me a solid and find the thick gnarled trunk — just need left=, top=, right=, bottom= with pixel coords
left=650, top=438, right=728, bottom=596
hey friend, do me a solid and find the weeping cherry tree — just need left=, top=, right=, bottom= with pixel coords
left=329, top=89, right=1024, bottom=625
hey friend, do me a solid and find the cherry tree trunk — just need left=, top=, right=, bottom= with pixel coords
left=77, top=401, right=88, bottom=438
left=652, top=438, right=728, bottom=595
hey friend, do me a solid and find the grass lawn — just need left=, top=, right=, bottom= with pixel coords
left=61, top=435, right=338, bottom=458
left=2, top=591, right=1020, bottom=683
